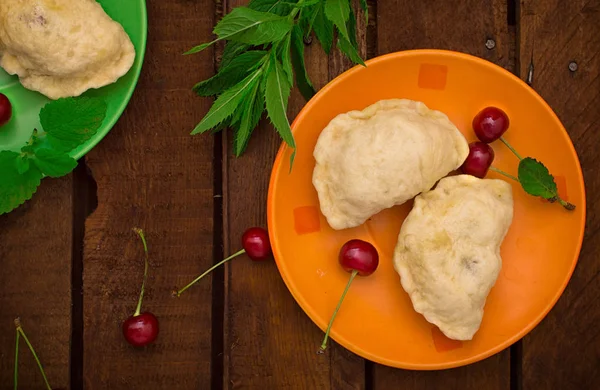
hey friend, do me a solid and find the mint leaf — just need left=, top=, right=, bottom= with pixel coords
left=310, top=2, right=334, bottom=54
left=518, top=157, right=576, bottom=210
left=15, top=156, right=30, bottom=175
left=32, top=148, right=77, bottom=178
left=234, top=78, right=262, bottom=155
left=347, top=9, right=358, bottom=49
left=324, top=0, right=351, bottom=40
left=291, top=25, right=316, bottom=100
left=264, top=54, right=296, bottom=167
left=279, top=33, right=294, bottom=86
left=359, top=0, right=368, bottom=23
left=39, top=97, right=107, bottom=152
left=249, top=0, right=296, bottom=15
left=194, top=50, right=267, bottom=96
left=192, top=68, right=263, bottom=134
left=518, top=157, right=557, bottom=199
left=338, top=36, right=365, bottom=66
left=215, top=8, right=292, bottom=45
left=0, top=151, right=42, bottom=215
left=220, top=41, right=252, bottom=69
left=187, top=8, right=292, bottom=54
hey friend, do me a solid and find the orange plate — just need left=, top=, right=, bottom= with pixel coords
left=267, top=50, right=586, bottom=370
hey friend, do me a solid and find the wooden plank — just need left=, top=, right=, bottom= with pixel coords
left=0, top=177, right=72, bottom=389
left=519, top=1, right=600, bottom=388
left=373, top=0, right=512, bottom=388
left=81, top=0, right=216, bottom=388
left=222, top=0, right=366, bottom=388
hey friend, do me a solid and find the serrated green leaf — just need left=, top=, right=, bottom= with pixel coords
left=220, top=41, right=252, bottom=69
left=234, top=79, right=262, bottom=156
left=15, top=156, right=30, bottom=175
left=517, top=157, right=557, bottom=199
left=283, top=0, right=320, bottom=8
left=291, top=25, right=316, bottom=100
left=0, top=151, right=42, bottom=215
left=324, top=0, right=350, bottom=40
left=214, top=7, right=293, bottom=45
left=338, top=36, right=365, bottom=66
left=39, top=97, right=107, bottom=152
left=279, top=33, right=294, bottom=86
left=347, top=9, right=358, bottom=49
left=264, top=54, right=296, bottom=167
left=32, top=148, right=78, bottom=178
left=249, top=0, right=296, bottom=15
left=359, top=0, right=368, bottom=23
left=192, top=68, right=263, bottom=135
left=194, top=50, right=267, bottom=96
left=311, top=2, right=334, bottom=54
left=185, top=41, right=214, bottom=55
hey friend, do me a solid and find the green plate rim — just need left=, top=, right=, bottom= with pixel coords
left=72, top=0, right=148, bottom=160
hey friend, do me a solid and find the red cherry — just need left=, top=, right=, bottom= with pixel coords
left=319, top=239, right=379, bottom=353
left=473, top=106, right=510, bottom=143
left=123, top=312, right=159, bottom=347
left=338, top=239, right=379, bottom=276
left=242, top=227, right=271, bottom=261
left=174, top=227, right=272, bottom=296
left=123, top=229, right=159, bottom=347
left=0, top=93, right=12, bottom=127
left=460, top=142, right=495, bottom=178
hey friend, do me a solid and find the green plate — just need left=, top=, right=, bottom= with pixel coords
left=0, top=0, right=148, bottom=159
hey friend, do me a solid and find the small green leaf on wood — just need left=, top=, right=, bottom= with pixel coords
left=194, top=50, right=267, bottom=96
left=324, top=0, right=351, bottom=40
left=291, top=25, right=316, bottom=100
left=192, top=69, right=263, bottom=134
left=264, top=54, right=296, bottom=167
left=0, top=151, right=42, bottom=215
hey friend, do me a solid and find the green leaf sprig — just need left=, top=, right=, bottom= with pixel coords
left=490, top=136, right=575, bottom=211
left=187, top=0, right=366, bottom=167
left=0, top=97, right=107, bottom=215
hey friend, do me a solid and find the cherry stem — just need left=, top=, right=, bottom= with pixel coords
left=133, top=228, right=149, bottom=317
left=14, top=327, right=19, bottom=390
left=14, top=318, right=52, bottom=390
left=175, top=249, right=246, bottom=297
left=489, top=166, right=519, bottom=182
left=500, top=137, right=523, bottom=160
left=318, top=269, right=358, bottom=354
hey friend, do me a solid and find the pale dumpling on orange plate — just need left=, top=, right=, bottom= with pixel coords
left=393, top=174, right=514, bottom=340
left=312, top=99, right=469, bottom=230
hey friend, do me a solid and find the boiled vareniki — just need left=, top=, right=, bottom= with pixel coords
left=0, top=0, right=135, bottom=99
left=312, top=99, right=469, bottom=230
left=393, top=175, right=514, bottom=340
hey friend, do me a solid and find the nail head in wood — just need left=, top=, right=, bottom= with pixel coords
left=485, top=39, right=496, bottom=50
left=568, top=61, right=578, bottom=72
left=303, top=35, right=312, bottom=45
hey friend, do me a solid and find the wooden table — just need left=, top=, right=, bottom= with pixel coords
left=1, top=0, right=598, bottom=388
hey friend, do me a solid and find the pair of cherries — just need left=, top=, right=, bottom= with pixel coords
left=460, top=107, right=509, bottom=178
left=123, top=226, right=378, bottom=354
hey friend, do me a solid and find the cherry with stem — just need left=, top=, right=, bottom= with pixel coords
left=13, top=318, right=52, bottom=390
left=122, top=228, right=159, bottom=347
left=319, top=239, right=379, bottom=354
left=174, top=227, right=271, bottom=297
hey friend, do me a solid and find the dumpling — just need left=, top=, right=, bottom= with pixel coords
left=312, top=99, right=469, bottom=230
left=0, top=0, right=135, bottom=99
left=393, top=175, right=514, bottom=340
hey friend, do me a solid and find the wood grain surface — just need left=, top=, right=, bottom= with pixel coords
left=0, top=177, right=72, bottom=389
left=0, top=0, right=599, bottom=389
left=80, top=1, right=216, bottom=389
left=519, top=1, right=600, bottom=388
